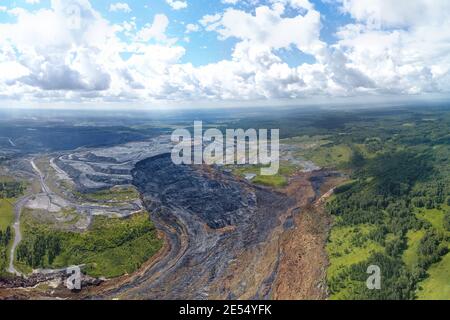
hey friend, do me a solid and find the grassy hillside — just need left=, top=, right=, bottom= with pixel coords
left=16, top=211, right=163, bottom=278
left=325, top=109, right=450, bottom=300
left=402, top=230, right=425, bottom=271
left=417, top=252, right=450, bottom=300
left=302, top=144, right=353, bottom=168
left=0, top=198, right=14, bottom=231
left=232, top=162, right=299, bottom=188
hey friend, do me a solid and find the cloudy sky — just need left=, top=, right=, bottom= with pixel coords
left=0, top=0, right=449, bottom=108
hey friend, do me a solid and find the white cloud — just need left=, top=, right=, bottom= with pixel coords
left=199, top=13, right=222, bottom=29
left=334, top=0, right=450, bottom=95
left=166, top=0, right=188, bottom=10
left=109, top=3, right=132, bottom=13
left=222, top=0, right=240, bottom=4
left=185, top=23, right=199, bottom=33
left=136, top=14, right=170, bottom=42
left=0, top=0, right=178, bottom=102
left=339, top=0, right=450, bottom=28
left=0, top=0, right=449, bottom=107
left=203, top=4, right=326, bottom=58
left=272, top=0, right=313, bottom=11
left=0, top=0, right=115, bottom=94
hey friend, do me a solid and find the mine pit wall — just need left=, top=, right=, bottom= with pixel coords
left=107, top=153, right=335, bottom=300
left=1, top=152, right=337, bottom=300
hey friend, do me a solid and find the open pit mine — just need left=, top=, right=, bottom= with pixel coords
left=0, top=135, right=342, bottom=300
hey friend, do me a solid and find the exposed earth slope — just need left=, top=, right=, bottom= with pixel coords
left=90, top=154, right=339, bottom=300
left=1, top=132, right=342, bottom=300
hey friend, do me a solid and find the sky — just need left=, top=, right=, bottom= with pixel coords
left=0, top=0, right=449, bottom=109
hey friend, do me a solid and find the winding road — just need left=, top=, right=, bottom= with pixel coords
left=8, top=159, right=45, bottom=276
left=8, top=195, right=32, bottom=276
left=31, top=159, right=51, bottom=194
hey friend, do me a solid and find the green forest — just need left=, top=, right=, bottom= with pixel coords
left=0, top=181, right=25, bottom=199
left=0, top=179, right=24, bottom=275
left=220, top=106, right=450, bottom=299
left=324, top=111, right=450, bottom=299
left=16, top=211, right=163, bottom=278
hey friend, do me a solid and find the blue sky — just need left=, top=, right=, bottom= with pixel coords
left=0, top=0, right=349, bottom=66
left=0, top=0, right=449, bottom=108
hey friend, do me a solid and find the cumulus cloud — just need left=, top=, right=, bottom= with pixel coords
left=185, top=23, right=199, bottom=33
left=0, top=0, right=182, bottom=102
left=0, top=0, right=115, bottom=95
left=335, top=0, right=450, bottom=95
left=339, top=0, right=450, bottom=28
left=0, top=0, right=449, bottom=106
left=203, top=4, right=326, bottom=58
left=109, top=3, right=132, bottom=13
left=222, top=0, right=240, bottom=4
left=136, top=14, right=170, bottom=42
left=166, top=0, right=188, bottom=10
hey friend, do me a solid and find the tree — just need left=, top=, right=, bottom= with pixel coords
left=444, top=211, right=450, bottom=232
left=418, top=231, right=447, bottom=269
left=5, top=226, right=11, bottom=243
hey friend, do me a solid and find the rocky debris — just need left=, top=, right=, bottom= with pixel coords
left=0, top=272, right=103, bottom=291
left=101, top=153, right=296, bottom=300
left=2, top=135, right=339, bottom=300
left=25, top=193, right=70, bottom=213
left=134, top=154, right=258, bottom=230
left=271, top=172, right=347, bottom=300
left=15, top=136, right=174, bottom=219
left=54, top=136, right=172, bottom=193
left=49, top=157, right=72, bottom=181
left=309, top=171, right=345, bottom=196
left=280, top=143, right=321, bottom=172
left=272, top=204, right=331, bottom=300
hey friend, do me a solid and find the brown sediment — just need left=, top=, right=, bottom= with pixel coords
left=1, top=156, right=345, bottom=300
left=272, top=173, right=347, bottom=300
left=94, top=154, right=298, bottom=300
left=272, top=205, right=331, bottom=299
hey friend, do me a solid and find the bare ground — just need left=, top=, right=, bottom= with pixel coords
left=1, top=161, right=345, bottom=300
